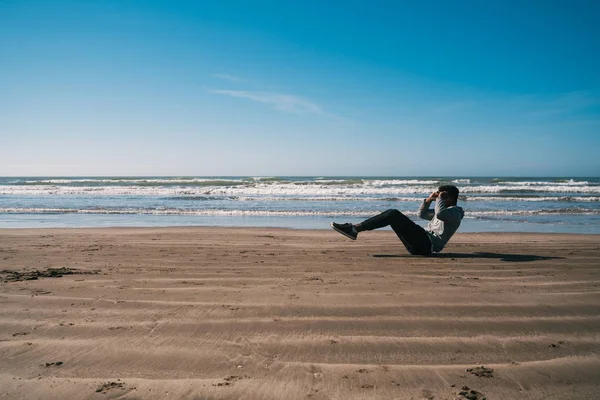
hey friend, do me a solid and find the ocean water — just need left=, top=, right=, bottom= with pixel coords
left=0, top=176, right=599, bottom=233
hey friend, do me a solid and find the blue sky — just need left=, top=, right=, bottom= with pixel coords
left=1, top=0, right=599, bottom=176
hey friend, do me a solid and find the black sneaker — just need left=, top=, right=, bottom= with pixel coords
left=330, top=222, right=357, bottom=240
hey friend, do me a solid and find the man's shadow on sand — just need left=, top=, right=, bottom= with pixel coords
left=371, top=252, right=564, bottom=262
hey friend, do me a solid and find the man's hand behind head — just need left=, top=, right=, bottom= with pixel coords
left=426, top=191, right=439, bottom=202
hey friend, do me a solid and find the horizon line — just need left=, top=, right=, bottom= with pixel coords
left=1, top=175, right=598, bottom=178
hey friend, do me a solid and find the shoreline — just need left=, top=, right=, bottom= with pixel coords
left=1, top=225, right=599, bottom=236
left=1, top=227, right=600, bottom=399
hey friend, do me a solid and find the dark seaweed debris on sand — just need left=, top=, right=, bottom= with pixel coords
left=44, top=361, right=63, bottom=367
left=212, top=375, right=249, bottom=387
left=458, top=386, right=487, bottom=400
left=466, top=366, right=494, bottom=378
left=95, top=381, right=125, bottom=393
left=1, top=267, right=98, bottom=282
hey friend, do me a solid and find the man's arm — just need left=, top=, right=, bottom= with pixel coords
left=418, top=191, right=437, bottom=221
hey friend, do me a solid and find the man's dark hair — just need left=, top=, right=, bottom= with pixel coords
left=438, top=184, right=459, bottom=200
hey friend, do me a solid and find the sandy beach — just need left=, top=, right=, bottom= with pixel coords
left=1, top=227, right=599, bottom=399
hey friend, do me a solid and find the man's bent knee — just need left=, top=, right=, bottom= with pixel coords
left=386, top=209, right=402, bottom=216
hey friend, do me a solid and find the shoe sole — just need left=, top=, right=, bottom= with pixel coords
left=330, top=222, right=357, bottom=240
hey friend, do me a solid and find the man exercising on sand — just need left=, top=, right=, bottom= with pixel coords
left=330, top=185, right=464, bottom=255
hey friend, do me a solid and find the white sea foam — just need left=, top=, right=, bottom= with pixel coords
left=232, top=196, right=423, bottom=202
left=10, top=177, right=594, bottom=186
left=464, top=196, right=600, bottom=202
left=367, top=179, right=440, bottom=186
left=467, top=209, right=600, bottom=216
left=492, top=180, right=590, bottom=186
left=312, top=179, right=361, bottom=183
left=1, top=207, right=598, bottom=217
left=23, top=178, right=247, bottom=185
left=460, top=185, right=600, bottom=194
left=0, top=184, right=431, bottom=196
left=3, top=182, right=600, bottom=196
left=0, top=207, right=394, bottom=217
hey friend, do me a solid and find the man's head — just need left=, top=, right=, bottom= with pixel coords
left=437, top=185, right=460, bottom=206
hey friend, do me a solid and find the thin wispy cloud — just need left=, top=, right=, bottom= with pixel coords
left=211, top=89, right=335, bottom=118
left=212, top=74, right=246, bottom=83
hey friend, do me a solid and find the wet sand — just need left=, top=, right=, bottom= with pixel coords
left=1, top=227, right=599, bottom=399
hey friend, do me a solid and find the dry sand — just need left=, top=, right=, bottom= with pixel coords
left=1, top=227, right=599, bottom=399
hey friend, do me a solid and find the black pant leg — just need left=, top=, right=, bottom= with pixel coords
left=360, top=209, right=432, bottom=255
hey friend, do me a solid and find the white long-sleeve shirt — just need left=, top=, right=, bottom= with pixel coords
left=418, top=199, right=464, bottom=252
